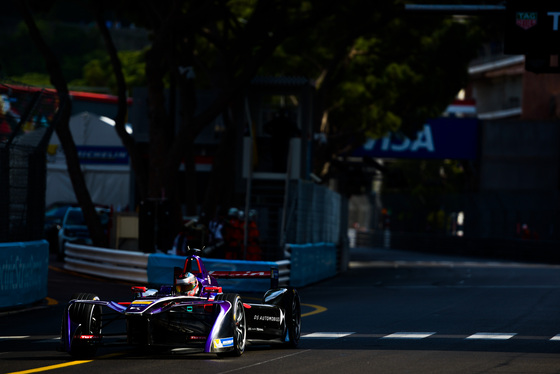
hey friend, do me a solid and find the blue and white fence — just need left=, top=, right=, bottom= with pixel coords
left=63, top=243, right=338, bottom=292
left=288, top=243, right=337, bottom=287
left=0, top=240, right=49, bottom=310
left=64, top=244, right=292, bottom=293
left=1, top=240, right=339, bottom=310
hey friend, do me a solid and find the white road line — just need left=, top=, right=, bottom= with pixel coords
left=466, top=333, right=516, bottom=340
left=0, top=336, right=60, bottom=344
left=383, top=285, right=560, bottom=289
left=35, top=337, right=61, bottom=343
left=350, top=261, right=560, bottom=269
left=300, top=331, right=560, bottom=341
left=302, top=332, right=355, bottom=339
left=383, top=332, right=435, bottom=339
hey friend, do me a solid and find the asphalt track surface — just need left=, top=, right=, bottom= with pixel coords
left=2, top=247, right=560, bottom=373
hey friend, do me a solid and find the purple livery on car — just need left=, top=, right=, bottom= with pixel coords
left=60, top=248, right=301, bottom=358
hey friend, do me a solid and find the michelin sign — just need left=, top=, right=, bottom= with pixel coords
left=352, top=118, right=479, bottom=160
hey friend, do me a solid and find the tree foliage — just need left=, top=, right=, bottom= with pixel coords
left=5, top=0, right=486, bottom=249
left=263, top=5, right=482, bottom=180
left=76, top=50, right=147, bottom=93
left=1, top=15, right=103, bottom=84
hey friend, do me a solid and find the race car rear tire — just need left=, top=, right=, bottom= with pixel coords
left=67, top=293, right=101, bottom=358
left=283, top=288, right=301, bottom=348
left=215, top=293, right=246, bottom=357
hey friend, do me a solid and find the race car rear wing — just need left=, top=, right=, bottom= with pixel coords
left=208, top=269, right=280, bottom=289
left=175, top=251, right=282, bottom=290
left=174, top=266, right=280, bottom=291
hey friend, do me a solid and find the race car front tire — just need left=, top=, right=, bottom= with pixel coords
left=283, top=288, right=301, bottom=348
left=215, top=293, right=246, bottom=357
left=67, top=293, right=101, bottom=358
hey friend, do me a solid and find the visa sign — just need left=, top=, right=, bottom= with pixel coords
left=352, top=118, right=479, bottom=160
left=363, top=124, right=435, bottom=154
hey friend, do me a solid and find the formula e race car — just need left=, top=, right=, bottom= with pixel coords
left=60, top=248, right=301, bottom=358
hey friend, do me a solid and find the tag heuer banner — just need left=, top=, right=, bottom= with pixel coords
left=516, top=12, right=538, bottom=30
left=504, top=2, right=560, bottom=54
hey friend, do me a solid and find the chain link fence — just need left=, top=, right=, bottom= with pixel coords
left=0, top=84, right=61, bottom=242
left=284, top=179, right=347, bottom=246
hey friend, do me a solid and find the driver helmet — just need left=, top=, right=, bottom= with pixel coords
left=175, top=272, right=199, bottom=296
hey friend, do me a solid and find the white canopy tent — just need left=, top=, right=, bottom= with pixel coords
left=46, top=112, right=131, bottom=209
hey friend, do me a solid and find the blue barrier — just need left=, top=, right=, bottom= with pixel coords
left=0, top=240, right=49, bottom=309
left=289, top=242, right=337, bottom=287
left=147, top=254, right=280, bottom=294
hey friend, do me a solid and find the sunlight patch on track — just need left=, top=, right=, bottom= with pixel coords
left=466, top=332, right=517, bottom=340
left=302, top=332, right=354, bottom=339
left=0, top=336, right=29, bottom=341
left=383, top=332, right=436, bottom=339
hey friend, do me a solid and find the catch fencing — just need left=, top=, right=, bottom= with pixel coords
left=0, top=84, right=61, bottom=242
left=284, top=179, right=344, bottom=246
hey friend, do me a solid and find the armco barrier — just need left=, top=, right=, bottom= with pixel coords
left=65, top=244, right=149, bottom=283
left=64, top=243, right=290, bottom=293
left=0, top=240, right=49, bottom=309
left=289, top=242, right=337, bottom=287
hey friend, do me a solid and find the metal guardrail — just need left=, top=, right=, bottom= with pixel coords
left=65, top=244, right=149, bottom=284
left=64, top=243, right=291, bottom=287
left=275, top=260, right=291, bottom=287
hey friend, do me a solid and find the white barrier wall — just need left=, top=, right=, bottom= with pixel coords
left=65, top=245, right=149, bottom=283
left=64, top=244, right=290, bottom=293
left=64, top=243, right=338, bottom=292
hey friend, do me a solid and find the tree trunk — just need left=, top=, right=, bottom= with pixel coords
left=202, top=107, right=239, bottom=219
left=95, top=4, right=149, bottom=202
left=143, top=16, right=182, bottom=250
left=16, top=1, right=106, bottom=247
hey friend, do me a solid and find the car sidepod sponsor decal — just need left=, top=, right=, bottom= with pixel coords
left=128, top=300, right=154, bottom=311
left=213, top=337, right=234, bottom=348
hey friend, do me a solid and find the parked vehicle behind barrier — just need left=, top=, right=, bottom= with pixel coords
left=58, top=207, right=110, bottom=260
left=44, top=202, right=77, bottom=254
